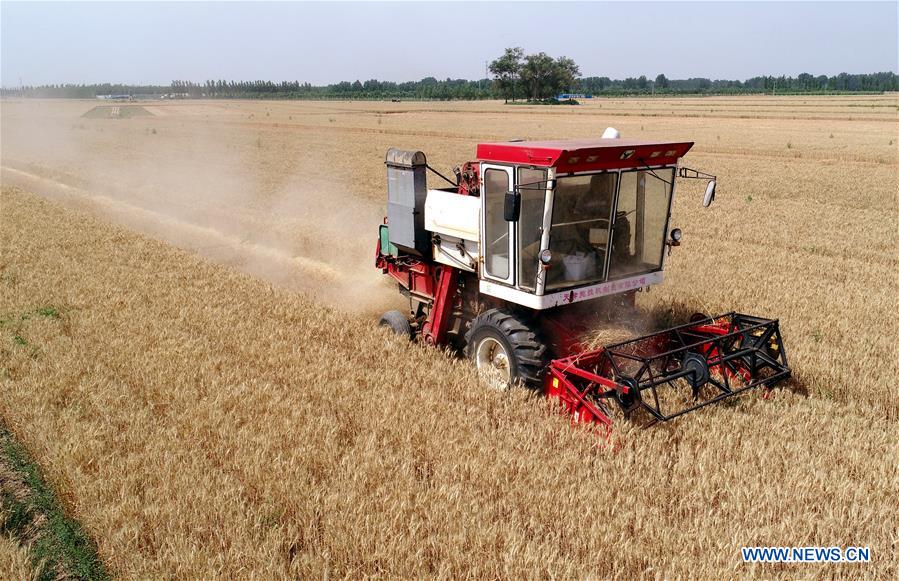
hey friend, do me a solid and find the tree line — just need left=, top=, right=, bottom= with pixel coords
left=3, top=72, right=895, bottom=100
left=578, top=71, right=898, bottom=94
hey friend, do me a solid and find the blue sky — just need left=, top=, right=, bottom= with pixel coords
left=1, top=1, right=896, bottom=86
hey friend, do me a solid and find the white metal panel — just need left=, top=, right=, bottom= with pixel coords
left=424, top=189, right=480, bottom=242
left=480, top=271, right=663, bottom=310
left=432, top=235, right=478, bottom=272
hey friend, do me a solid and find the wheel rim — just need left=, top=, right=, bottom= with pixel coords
left=475, top=337, right=511, bottom=383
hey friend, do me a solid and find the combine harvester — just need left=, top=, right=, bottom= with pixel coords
left=375, top=130, right=790, bottom=428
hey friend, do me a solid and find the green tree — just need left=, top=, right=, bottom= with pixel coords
left=797, top=72, right=814, bottom=90
left=552, top=56, right=581, bottom=95
left=489, top=47, right=524, bottom=102
left=655, top=73, right=669, bottom=89
left=521, top=52, right=556, bottom=100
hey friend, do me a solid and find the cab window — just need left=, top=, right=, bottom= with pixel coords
left=517, top=167, right=547, bottom=291
left=546, top=172, right=618, bottom=290
left=483, top=168, right=511, bottom=279
left=608, top=168, right=675, bottom=278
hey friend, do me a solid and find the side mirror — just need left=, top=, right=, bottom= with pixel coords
left=703, top=180, right=716, bottom=208
left=504, top=190, right=521, bottom=221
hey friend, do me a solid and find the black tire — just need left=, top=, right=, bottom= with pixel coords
left=379, top=310, right=413, bottom=340
left=689, top=312, right=710, bottom=323
left=464, top=308, right=548, bottom=388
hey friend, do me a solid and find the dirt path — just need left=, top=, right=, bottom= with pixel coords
left=1, top=166, right=399, bottom=316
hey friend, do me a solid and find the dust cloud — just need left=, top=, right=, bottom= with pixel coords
left=0, top=101, right=403, bottom=317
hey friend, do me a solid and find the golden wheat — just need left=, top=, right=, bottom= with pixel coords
left=0, top=530, right=37, bottom=581
left=2, top=186, right=897, bottom=579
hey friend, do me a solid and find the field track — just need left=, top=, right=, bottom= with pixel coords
left=1, top=95, right=897, bottom=577
left=0, top=165, right=346, bottom=288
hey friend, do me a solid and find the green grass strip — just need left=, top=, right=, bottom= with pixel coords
left=0, top=424, right=110, bottom=580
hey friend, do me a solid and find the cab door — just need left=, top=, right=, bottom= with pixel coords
left=480, top=164, right=515, bottom=285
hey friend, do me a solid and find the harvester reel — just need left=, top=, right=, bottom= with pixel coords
left=547, top=313, right=791, bottom=425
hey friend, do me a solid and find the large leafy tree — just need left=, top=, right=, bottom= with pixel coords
left=553, top=56, right=581, bottom=95
left=489, top=47, right=524, bottom=102
left=521, top=52, right=556, bottom=100
left=494, top=49, right=582, bottom=101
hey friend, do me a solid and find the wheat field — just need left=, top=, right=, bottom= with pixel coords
left=0, top=522, right=36, bottom=581
left=1, top=95, right=897, bottom=577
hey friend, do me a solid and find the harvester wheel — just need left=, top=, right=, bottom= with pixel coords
left=464, top=309, right=547, bottom=388
left=379, top=310, right=413, bottom=340
left=689, top=312, right=709, bottom=323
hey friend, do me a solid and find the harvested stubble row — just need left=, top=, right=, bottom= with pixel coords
left=1, top=186, right=896, bottom=578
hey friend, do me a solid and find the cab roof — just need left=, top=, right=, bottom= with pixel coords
left=477, top=138, right=694, bottom=173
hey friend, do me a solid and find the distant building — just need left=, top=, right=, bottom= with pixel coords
left=556, top=93, right=593, bottom=100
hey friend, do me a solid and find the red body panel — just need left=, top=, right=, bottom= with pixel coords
left=376, top=233, right=460, bottom=347
left=377, top=249, right=437, bottom=299
left=476, top=138, right=693, bottom=173
left=419, top=266, right=459, bottom=345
